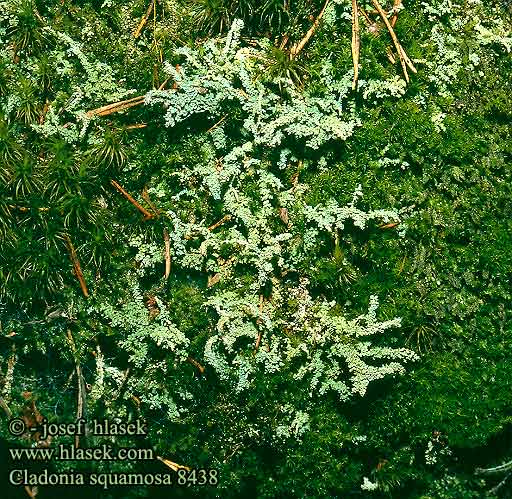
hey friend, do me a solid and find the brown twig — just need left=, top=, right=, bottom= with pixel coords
left=208, top=215, right=232, bottom=232
left=278, top=207, right=289, bottom=226
left=279, top=34, right=289, bottom=50
left=153, top=64, right=160, bottom=88
left=66, top=330, right=87, bottom=448
left=255, top=332, right=263, bottom=351
left=86, top=96, right=145, bottom=118
left=351, top=0, right=361, bottom=90
left=399, top=44, right=417, bottom=74
left=111, top=180, right=155, bottom=220
left=207, top=273, right=221, bottom=288
left=390, top=0, right=401, bottom=27
left=8, top=205, right=49, bottom=212
left=141, top=186, right=162, bottom=215
left=358, top=6, right=373, bottom=25
left=111, top=367, right=131, bottom=403
left=153, top=0, right=157, bottom=38
left=237, top=88, right=249, bottom=100
left=206, top=114, right=228, bottom=134
left=158, top=78, right=170, bottom=90
left=39, top=100, right=49, bottom=125
left=254, top=294, right=264, bottom=351
left=371, top=0, right=410, bottom=82
left=133, top=0, right=156, bottom=38
left=24, top=485, right=38, bottom=498
left=33, top=4, right=44, bottom=23
left=290, top=0, right=331, bottom=58
left=64, top=235, right=89, bottom=297
left=125, top=123, right=148, bottom=130
left=95, top=97, right=145, bottom=116
left=386, top=46, right=396, bottom=64
left=163, top=228, right=171, bottom=280
left=379, top=221, right=400, bottom=229
left=186, top=357, right=205, bottom=374
left=0, top=396, right=12, bottom=419
left=157, top=456, right=191, bottom=472
left=360, top=2, right=415, bottom=73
